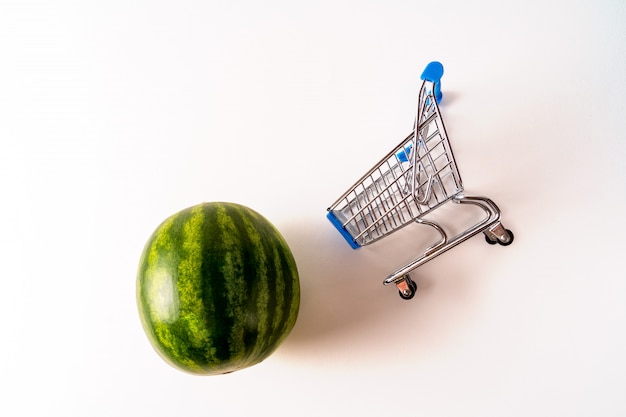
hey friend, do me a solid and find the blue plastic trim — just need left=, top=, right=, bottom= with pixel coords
left=421, top=61, right=443, bottom=82
left=420, top=61, right=444, bottom=104
left=326, top=211, right=361, bottom=249
left=396, top=143, right=413, bottom=163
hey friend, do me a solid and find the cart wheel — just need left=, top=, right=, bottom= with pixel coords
left=485, top=233, right=498, bottom=245
left=398, top=276, right=417, bottom=300
left=485, top=229, right=514, bottom=246
left=498, top=229, right=514, bottom=246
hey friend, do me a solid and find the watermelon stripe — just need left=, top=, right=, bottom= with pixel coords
left=202, top=205, right=230, bottom=365
left=218, top=205, right=247, bottom=363
left=274, top=240, right=298, bottom=344
left=234, top=207, right=269, bottom=364
left=180, top=206, right=210, bottom=348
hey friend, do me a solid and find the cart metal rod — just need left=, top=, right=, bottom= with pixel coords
left=383, top=195, right=502, bottom=286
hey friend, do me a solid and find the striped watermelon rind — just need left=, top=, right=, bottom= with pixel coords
left=136, top=202, right=300, bottom=375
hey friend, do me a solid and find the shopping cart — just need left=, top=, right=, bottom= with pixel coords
left=326, top=62, right=514, bottom=300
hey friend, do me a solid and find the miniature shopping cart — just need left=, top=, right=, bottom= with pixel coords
left=327, top=62, right=514, bottom=300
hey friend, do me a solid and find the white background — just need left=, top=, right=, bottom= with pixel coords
left=1, top=1, right=625, bottom=416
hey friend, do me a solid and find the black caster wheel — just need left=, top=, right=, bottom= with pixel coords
left=485, top=234, right=498, bottom=245
left=398, top=276, right=418, bottom=300
left=499, top=229, right=514, bottom=246
left=485, top=229, right=514, bottom=246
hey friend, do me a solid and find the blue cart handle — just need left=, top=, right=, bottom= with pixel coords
left=420, top=61, right=444, bottom=104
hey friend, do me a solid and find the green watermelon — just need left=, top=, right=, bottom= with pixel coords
left=136, top=202, right=300, bottom=375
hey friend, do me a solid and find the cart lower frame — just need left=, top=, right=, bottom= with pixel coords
left=383, top=194, right=513, bottom=299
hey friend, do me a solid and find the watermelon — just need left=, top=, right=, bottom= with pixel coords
left=136, top=202, right=300, bottom=375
